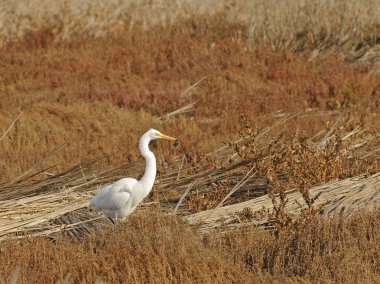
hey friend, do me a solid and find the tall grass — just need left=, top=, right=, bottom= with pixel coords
left=1, top=210, right=380, bottom=283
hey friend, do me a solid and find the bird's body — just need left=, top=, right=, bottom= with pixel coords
left=90, top=178, right=138, bottom=219
left=89, top=129, right=176, bottom=221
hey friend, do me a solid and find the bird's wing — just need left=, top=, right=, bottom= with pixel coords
left=90, top=178, right=138, bottom=211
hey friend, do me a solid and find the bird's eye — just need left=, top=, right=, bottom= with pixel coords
left=173, top=139, right=179, bottom=147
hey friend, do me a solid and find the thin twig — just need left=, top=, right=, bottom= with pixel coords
left=159, top=103, right=195, bottom=120
left=10, top=143, right=67, bottom=185
left=0, top=112, right=22, bottom=142
left=176, top=153, right=186, bottom=181
left=180, top=77, right=206, bottom=97
left=216, top=167, right=257, bottom=209
left=173, top=183, right=194, bottom=215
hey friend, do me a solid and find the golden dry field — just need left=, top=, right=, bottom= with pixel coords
left=1, top=0, right=380, bottom=283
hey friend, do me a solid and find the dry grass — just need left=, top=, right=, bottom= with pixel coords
left=1, top=1, right=380, bottom=282
left=207, top=210, right=380, bottom=283
left=1, top=210, right=380, bottom=283
left=1, top=108, right=379, bottom=240
left=0, top=211, right=252, bottom=283
left=1, top=1, right=379, bottom=65
left=1, top=14, right=379, bottom=182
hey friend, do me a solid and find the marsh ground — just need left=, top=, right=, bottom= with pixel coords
left=0, top=0, right=380, bottom=283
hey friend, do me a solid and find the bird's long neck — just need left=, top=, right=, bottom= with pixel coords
left=138, top=135, right=156, bottom=198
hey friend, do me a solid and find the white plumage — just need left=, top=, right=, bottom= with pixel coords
left=89, top=129, right=177, bottom=222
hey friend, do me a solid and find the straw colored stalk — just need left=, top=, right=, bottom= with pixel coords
left=185, top=172, right=380, bottom=234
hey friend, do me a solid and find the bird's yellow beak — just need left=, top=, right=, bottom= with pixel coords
left=157, top=133, right=177, bottom=141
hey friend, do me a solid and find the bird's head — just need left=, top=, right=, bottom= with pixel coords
left=148, top=128, right=177, bottom=141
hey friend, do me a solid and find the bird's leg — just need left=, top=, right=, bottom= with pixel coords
left=110, top=213, right=118, bottom=230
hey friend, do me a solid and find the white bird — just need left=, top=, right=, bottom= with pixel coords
left=90, top=129, right=177, bottom=223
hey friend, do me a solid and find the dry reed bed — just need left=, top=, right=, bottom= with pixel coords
left=1, top=109, right=379, bottom=240
left=186, top=172, right=380, bottom=233
left=1, top=0, right=379, bottom=71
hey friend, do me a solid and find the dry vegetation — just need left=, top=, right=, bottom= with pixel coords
left=1, top=211, right=380, bottom=283
left=1, top=0, right=380, bottom=283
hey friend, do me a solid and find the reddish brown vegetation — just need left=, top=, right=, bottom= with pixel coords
left=1, top=16, right=379, bottom=183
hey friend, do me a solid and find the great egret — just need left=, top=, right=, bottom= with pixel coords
left=90, top=129, right=177, bottom=223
